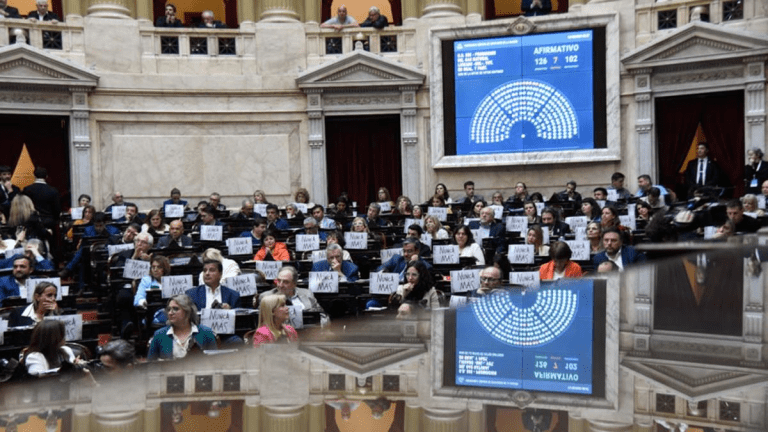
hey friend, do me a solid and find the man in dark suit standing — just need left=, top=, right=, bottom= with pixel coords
left=23, top=167, right=60, bottom=230
left=684, top=142, right=722, bottom=197
left=185, top=260, right=240, bottom=311
left=0, top=165, right=20, bottom=219
left=27, top=0, right=59, bottom=21
left=0, top=0, right=21, bottom=18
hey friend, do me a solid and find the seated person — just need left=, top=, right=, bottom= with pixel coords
left=539, top=241, right=583, bottom=281
left=253, top=189, right=269, bottom=206
left=363, top=202, right=387, bottom=227
left=311, top=244, right=360, bottom=282
left=301, top=217, right=328, bottom=241
left=208, top=192, right=227, bottom=211
left=27, top=0, right=59, bottom=22
left=148, top=294, right=218, bottom=361
left=311, top=204, right=337, bottom=229
left=162, top=187, right=188, bottom=209
left=114, top=232, right=153, bottom=266
left=97, top=339, right=136, bottom=372
left=234, top=199, right=255, bottom=220
left=254, top=229, right=291, bottom=261
left=390, top=261, right=444, bottom=314
left=376, top=238, right=432, bottom=282
left=22, top=320, right=86, bottom=375
left=727, top=199, right=762, bottom=233
left=186, top=260, right=240, bottom=310
left=192, top=203, right=225, bottom=231
left=142, top=209, right=169, bottom=238
left=197, top=10, right=227, bottom=28
left=550, top=180, right=582, bottom=206
left=155, top=3, right=183, bottom=27
left=0, top=256, right=35, bottom=306
left=521, top=0, right=551, bottom=16
left=257, top=266, right=328, bottom=323
left=541, top=207, right=571, bottom=240
left=454, top=225, right=485, bottom=265
left=253, top=294, right=298, bottom=346
left=360, top=6, right=388, bottom=29
left=197, top=248, right=241, bottom=285
left=526, top=225, right=549, bottom=256
left=424, top=215, right=449, bottom=239
left=116, top=203, right=142, bottom=225
left=239, top=217, right=267, bottom=247
left=265, top=204, right=289, bottom=230
left=285, top=203, right=303, bottom=220
left=321, top=5, right=358, bottom=31
left=325, top=231, right=352, bottom=261
left=134, top=255, right=170, bottom=308
left=9, top=281, right=59, bottom=327
left=468, top=207, right=506, bottom=253
left=157, top=219, right=193, bottom=249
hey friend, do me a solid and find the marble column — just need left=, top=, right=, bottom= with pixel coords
left=260, top=0, right=300, bottom=22
left=238, top=0, right=258, bottom=25
left=568, top=413, right=587, bottom=432
left=421, top=0, right=463, bottom=17
left=261, top=405, right=307, bottom=432
left=86, top=0, right=131, bottom=18
left=70, top=88, right=93, bottom=206
left=400, top=86, right=420, bottom=202
left=586, top=419, right=634, bottom=432
left=91, top=411, right=143, bottom=432
left=404, top=402, right=421, bottom=432
left=466, top=402, right=484, bottom=432
left=244, top=401, right=261, bottom=432
left=73, top=406, right=91, bottom=432
left=307, top=401, right=324, bottom=432
left=135, top=0, right=152, bottom=21
left=304, top=0, right=319, bottom=23
left=305, top=90, right=328, bottom=207
left=631, top=69, right=654, bottom=180
left=62, top=0, right=86, bottom=18
left=745, top=59, right=766, bottom=155
left=466, top=0, right=483, bottom=17
left=402, top=0, right=420, bottom=21
left=142, top=406, right=160, bottom=432
left=422, top=407, right=467, bottom=432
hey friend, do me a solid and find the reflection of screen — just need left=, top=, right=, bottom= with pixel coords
left=446, top=280, right=605, bottom=396
left=442, top=28, right=606, bottom=156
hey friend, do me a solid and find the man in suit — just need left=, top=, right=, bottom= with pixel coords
left=468, top=206, right=506, bottom=253
left=265, top=204, right=289, bottom=230
left=726, top=199, right=762, bottom=233
left=157, top=220, right=193, bottom=249
left=540, top=207, right=571, bottom=240
left=27, top=0, right=59, bottom=21
left=0, top=165, right=20, bottom=219
left=521, top=0, right=551, bottom=16
left=376, top=238, right=431, bottom=282
left=186, top=260, right=240, bottom=310
left=745, top=148, right=768, bottom=195
left=155, top=3, right=182, bottom=27
left=257, top=266, right=327, bottom=321
left=551, top=180, right=583, bottom=206
left=197, top=10, right=227, bottom=28
left=0, top=0, right=21, bottom=18
left=0, top=256, right=34, bottom=306
left=23, top=166, right=60, bottom=229
left=593, top=227, right=646, bottom=270
left=456, top=181, right=485, bottom=205
left=311, top=244, right=359, bottom=282
left=685, top=142, right=722, bottom=197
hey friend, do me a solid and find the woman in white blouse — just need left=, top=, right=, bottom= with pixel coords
left=454, top=225, right=485, bottom=265
left=424, top=215, right=449, bottom=240
left=22, top=320, right=82, bottom=376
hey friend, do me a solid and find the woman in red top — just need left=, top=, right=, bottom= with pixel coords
left=539, top=241, right=583, bottom=281
left=253, top=294, right=298, bottom=346
left=253, top=229, right=290, bottom=261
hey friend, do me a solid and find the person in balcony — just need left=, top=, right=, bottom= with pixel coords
left=27, top=0, right=58, bottom=22
left=360, top=6, right=388, bottom=29
left=156, top=3, right=183, bottom=27
left=321, top=5, right=358, bottom=31
left=0, top=0, right=21, bottom=19
left=197, top=10, right=227, bottom=28
left=521, top=0, right=551, bottom=16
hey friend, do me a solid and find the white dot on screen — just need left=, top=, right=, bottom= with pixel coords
left=521, top=134, right=526, bottom=139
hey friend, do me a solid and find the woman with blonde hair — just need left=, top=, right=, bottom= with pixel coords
left=9, top=194, right=47, bottom=241
left=253, top=294, right=298, bottom=346
left=424, top=215, right=449, bottom=239
left=197, top=247, right=241, bottom=284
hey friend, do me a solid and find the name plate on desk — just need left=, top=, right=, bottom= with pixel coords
left=45, top=314, right=83, bottom=341
left=164, top=204, right=184, bottom=218
left=433, top=245, right=459, bottom=264
left=0, top=319, right=6, bottom=344
left=296, top=234, right=320, bottom=252
left=378, top=202, right=391, bottom=213
left=489, top=205, right=504, bottom=220
left=506, top=216, right=528, bottom=233
left=224, top=274, right=258, bottom=297
left=380, top=248, right=401, bottom=263
left=565, top=240, right=590, bottom=261
left=255, top=261, right=283, bottom=279
left=254, top=204, right=267, bottom=216
left=449, top=295, right=468, bottom=309
left=293, top=203, right=308, bottom=214
left=226, top=237, right=253, bottom=255
left=71, top=207, right=84, bottom=220
left=26, top=277, right=62, bottom=302
left=403, top=219, right=423, bottom=233
left=107, top=243, right=134, bottom=257
left=200, top=225, right=223, bottom=241
left=565, top=216, right=588, bottom=230
left=201, top=308, right=235, bottom=335
left=420, top=233, right=432, bottom=248
left=427, top=206, right=448, bottom=222
left=309, top=271, right=338, bottom=294
left=311, top=250, right=326, bottom=263
left=111, top=206, right=126, bottom=220
left=123, top=259, right=150, bottom=279
left=161, top=275, right=193, bottom=298
left=288, top=304, right=304, bottom=329
left=510, top=271, right=540, bottom=287
left=508, top=245, right=534, bottom=264
left=619, top=214, right=636, bottom=231
left=450, top=269, right=480, bottom=293
left=574, top=227, right=586, bottom=241
left=344, top=232, right=367, bottom=250
left=370, top=272, right=398, bottom=295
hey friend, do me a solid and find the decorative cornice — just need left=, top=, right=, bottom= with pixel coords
left=0, top=58, right=69, bottom=79
left=325, top=64, right=399, bottom=81
left=655, top=38, right=742, bottom=60
left=653, top=67, right=743, bottom=86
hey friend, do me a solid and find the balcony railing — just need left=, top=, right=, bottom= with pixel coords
left=0, top=17, right=83, bottom=53
left=307, top=26, right=416, bottom=58
left=139, top=22, right=253, bottom=57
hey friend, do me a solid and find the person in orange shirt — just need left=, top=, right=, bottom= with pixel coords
left=539, top=241, right=583, bottom=281
left=253, top=229, right=290, bottom=261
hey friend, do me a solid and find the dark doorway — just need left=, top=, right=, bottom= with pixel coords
left=0, top=114, right=71, bottom=208
left=655, top=91, right=744, bottom=199
left=325, top=115, right=402, bottom=209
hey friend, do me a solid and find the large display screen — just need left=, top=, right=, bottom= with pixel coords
left=444, top=280, right=605, bottom=396
left=442, top=28, right=606, bottom=156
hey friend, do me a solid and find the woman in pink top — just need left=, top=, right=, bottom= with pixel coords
left=253, top=294, right=298, bottom=347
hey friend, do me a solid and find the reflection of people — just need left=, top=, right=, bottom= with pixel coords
left=364, top=397, right=392, bottom=419
left=522, top=408, right=553, bottom=432
left=521, top=0, right=551, bottom=16
left=326, top=399, right=361, bottom=421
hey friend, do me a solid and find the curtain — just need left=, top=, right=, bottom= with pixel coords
left=700, top=92, right=744, bottom=197
left=655, top=97, right=703, bottom=196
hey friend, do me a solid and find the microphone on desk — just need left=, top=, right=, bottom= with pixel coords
left=211, top=300, right=221, bottom=309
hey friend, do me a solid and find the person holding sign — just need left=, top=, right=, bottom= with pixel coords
left=21, top=320, right=86, bottom=375
left=148, top=294, right=218, bottom=361
left=539, top=242, right=583, bottom=281
left=134, top=255, right=170, bottom=308
left=454, top=226, right=485, bottom=265
left=253, top=294, right=298, bottom=346
left=193, top=204, right=225, bottom=232
left=424, top=215, right=450, bottom=240
left=301, top=217, right=328, bottom=241
left=9, top=281, right=60, bottom=327
left=541, top=208, right=572, bottom=240
left=187, top=261, right=241, bottom=311
left=390, top=261, right=444, bottom=314
left=234, top=199, right=255, bottom=220
left=377, top=187, right=396, bottom=210
left=258, top=267, right=327, bottom=324
left=254, top=230, right=291, bottom=261
left=311, top=244, right=360, bottom=282
left=66, top=204, right=95, bottom=240
left=429, top=195, right=453, bottom=216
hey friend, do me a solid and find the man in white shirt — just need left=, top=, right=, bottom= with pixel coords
left=186, top=261, right=240, bottom=311
left=320, top=5, right=359, bottom=31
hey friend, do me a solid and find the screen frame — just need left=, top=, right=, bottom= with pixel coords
left=428, top=14, right=621, bottom=169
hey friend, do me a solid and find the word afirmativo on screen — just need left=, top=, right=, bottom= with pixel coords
left=448, top=29, right=602, bottom=156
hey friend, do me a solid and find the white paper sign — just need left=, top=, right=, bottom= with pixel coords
left=200, top=225, right=223, bottom=241
left=427, top=206, right=448, bottom=222
left=565, top=216, right=589, bottom=230
left=703, top=226, right=717, bottom=239
left=293, top=203, right=308, bottom=214
left=619, top=215, right=636, bottom=231
left=311, top=250, right=326, bottom=263
left=25, top=277, right=62, bottom=303
left=490, top=205, right=504, bottom=220
left=254, top=204, right=267, bottom=216
left=223, top=273, right=258, bottom=297
left=111, top=205, right=126, bottom=220
left=296, top=234, right=320, bottom=252
left=471, top=229, right=483, bottom=241
left=535, top=202, right=546, bottom=215
left=380, top=248, right=402, bottom=263
left=71, top=207, right=84, bottom=220
left=508, top=245, right=535, bottom=264
left=288, top=304, right=304, bottom=329
left=161, top=275, right=194, bottom=298
left=403, top=218, right=424, bottom=233
left=745, top=211, right=758, bottom=219
left=164, top=204, right=184, bottom=218
left=226, top=237, right=253, bottom=255
left=433, top=244, right=460, bottom=264
left=574, top=227, right=587, bottom=241
left=200, top=308, right=236, bottom=334
left=450, top=269, right=480, bottom=293
left=45, top=314, right=82, bottom=341
left=123, top=259, right=151, bottom=279
left=449, top=295, right=468, bottom=309
left=344, top=232, right=368, bottom=250
left=254, top=261, right=283, bottom=279
left=596, top=199, right=607, bottom=208
left=510, top=271, right=540, bottom=287
left=309, top=271, right=339, bottom=293
left=506, top=216, right=528, bottom=233
left=464, top=218, right=479, bottom=226
left=0, top=319, right=6, bottom=343
left=565, top=240, right=591, bottom=261
left=420, top=233, right=432, bottom=248
left=606, top=190, right=619, bottom=201
left=758, top=195, right=766, bottom=210
left=4, top=248, right=23, bottom=259
left=107, top=243, right=134, bottom=257
left=370, top=272, right=399, bottom=295
left=378, top=202, right=391, bottom=213
left=542, top=226, right=550, bottom=245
